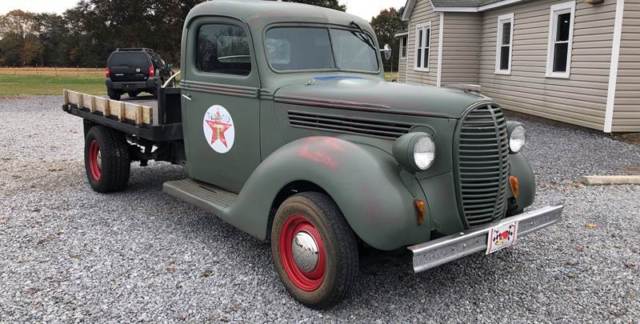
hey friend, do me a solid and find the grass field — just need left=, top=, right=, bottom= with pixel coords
left=0, top=68, right=105, bottom=96
left=384, top=72, right=399, bottom=81
left=0, top=67, right=399, bottom=97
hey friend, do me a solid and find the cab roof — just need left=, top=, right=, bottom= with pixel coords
left=186, top=0, right=373, bottom=32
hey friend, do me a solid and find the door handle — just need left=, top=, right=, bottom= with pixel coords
left=182, top=93, right=192, bottom=101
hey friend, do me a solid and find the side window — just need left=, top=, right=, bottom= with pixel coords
left=196, top=24, right=251, bottom=76
left=415, top=23, right=430, bottom=71
left=546, top=1, right=575, bottom=78
left=495, top=13, right=514, bottom=74
left=400, top=36, right=407, bottom=59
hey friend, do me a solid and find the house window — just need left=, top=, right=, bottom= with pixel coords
left=495, top=13, right=514, bottom=74
left=546, top=1, right=575, bottom=78
left=415, top=23, right=430, bottom=71
left=400, top=36, right=407, bottom=59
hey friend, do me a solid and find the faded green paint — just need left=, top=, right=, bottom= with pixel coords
left=175, top=0, right=536, bottom=251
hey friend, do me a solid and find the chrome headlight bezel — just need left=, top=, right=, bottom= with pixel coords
left=507, top=122, right=526, bottom=153
left=393, top=132, right=436, bottom=172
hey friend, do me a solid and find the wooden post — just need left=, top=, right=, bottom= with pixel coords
left=63, top=89, right=69, bottom=105
left=89, top=96, right=96, bottom=113
left=136, top=106, right=143, bottom=125
left=119, top=101, right=125, bottom=121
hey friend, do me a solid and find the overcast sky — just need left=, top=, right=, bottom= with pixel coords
left=0, top=0, right=406, bottom=21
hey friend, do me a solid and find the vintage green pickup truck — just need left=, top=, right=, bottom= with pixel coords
left=62, top=0, right=563, bottom=308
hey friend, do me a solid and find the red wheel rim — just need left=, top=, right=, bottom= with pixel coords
left=88, top=140, right=102, bottom=181
left=279, top=215, right=326, bottom=292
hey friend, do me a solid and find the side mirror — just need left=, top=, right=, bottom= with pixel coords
left=381, top=44, right=392, bottom=61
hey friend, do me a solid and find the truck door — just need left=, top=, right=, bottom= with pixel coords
left=181, top=18, right=261, bottom=193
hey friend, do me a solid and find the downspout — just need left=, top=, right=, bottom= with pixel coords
left=604, top=0, right=624, bottom=133
left=437, top=12, right=444, bottom=87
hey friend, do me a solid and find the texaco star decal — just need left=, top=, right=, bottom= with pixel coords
left=205, top=111, right=232, bottom=147
left=202, top=105, right=235, bottom=154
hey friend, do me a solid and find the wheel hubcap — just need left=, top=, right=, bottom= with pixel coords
left=88, top=140, right=102, bottom=181
left=292, top=232, right=319, bottom=273
left=279, top=215, right=326, bottom=292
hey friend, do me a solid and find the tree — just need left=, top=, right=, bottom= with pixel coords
left=370, top=7, right=406, bottom=71
left=284, top=0, right=346, bottom=11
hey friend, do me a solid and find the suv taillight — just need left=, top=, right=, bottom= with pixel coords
left=148, top=65, right=155, bottom=78
left=105, top=67, right=110, bottom=78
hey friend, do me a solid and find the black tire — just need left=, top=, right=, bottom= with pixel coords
left=84, top=126, right=130, bottom=193
left=271, top=192, right=359, bottom=309
left=127, top=91, right=139, bottom=98
left=107, top=88, right=121, bottom=100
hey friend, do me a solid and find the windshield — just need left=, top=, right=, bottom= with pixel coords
left=265, top=27, right=379, bottom=73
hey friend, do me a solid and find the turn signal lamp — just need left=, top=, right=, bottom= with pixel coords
left=509, top=176, right=520, bottom=199
left=414, top=199, right=426, bottom=225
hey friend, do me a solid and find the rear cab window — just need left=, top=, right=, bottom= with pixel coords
left=196, top=24, right=252, bottom=76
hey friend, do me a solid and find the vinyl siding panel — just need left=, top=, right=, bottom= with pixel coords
left=613, top=0, right=640, bottom=132
left=479, top=0, right=616, bottom=131
left=398, top=57, right=408, bottom=82
left=405, top=0, right=440, bottom=86
left=441, top=13, right=482, bottom=85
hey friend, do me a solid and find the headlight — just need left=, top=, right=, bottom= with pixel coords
left=508, top=122, right=526, bottom=153
left=393, top=132, right=436, bottom=172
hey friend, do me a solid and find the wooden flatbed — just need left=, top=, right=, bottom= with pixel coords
left=62, top=88, right=183, bottom=142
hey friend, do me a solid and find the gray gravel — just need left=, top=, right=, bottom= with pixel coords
left=1, top=96, right=639, bottom=322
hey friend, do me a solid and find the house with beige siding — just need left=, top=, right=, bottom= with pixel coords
left=396, top=0, right=640, bottom=132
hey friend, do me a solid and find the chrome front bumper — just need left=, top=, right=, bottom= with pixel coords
left=407, top=205, right=563, bottom=273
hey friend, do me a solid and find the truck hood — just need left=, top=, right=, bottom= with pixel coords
left=273, top=76, right=490, bottom=119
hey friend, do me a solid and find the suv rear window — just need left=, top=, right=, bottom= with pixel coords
left=109, top=53, right=150, bottom=67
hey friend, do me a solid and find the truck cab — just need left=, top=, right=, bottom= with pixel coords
left=63, top=0, right=562, bottom=308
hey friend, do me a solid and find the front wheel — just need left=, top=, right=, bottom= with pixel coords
left=84, top=126, right=130, bottom=193
left=271, top=192, right=359, bottom=308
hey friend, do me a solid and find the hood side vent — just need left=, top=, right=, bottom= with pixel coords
left=288, top=111, right=412, bottom=139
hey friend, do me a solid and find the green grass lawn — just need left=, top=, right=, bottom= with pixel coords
left=0, top=74, right=105, bottom=97
left=384, top=72, right=399, bottom=81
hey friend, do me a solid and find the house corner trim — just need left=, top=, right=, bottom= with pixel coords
left=604, top=0, right=625, bottom=133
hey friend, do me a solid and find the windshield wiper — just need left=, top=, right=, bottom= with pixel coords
left=349, top=21, right=377, bottom=52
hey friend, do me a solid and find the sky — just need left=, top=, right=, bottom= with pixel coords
left=0, top=0, right=407, bottom=21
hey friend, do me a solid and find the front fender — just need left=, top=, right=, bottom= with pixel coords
left=229, top=136, right=429, bottom=250
left=509, top=152, right=536, bottom=209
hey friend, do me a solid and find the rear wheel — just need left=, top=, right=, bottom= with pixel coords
left=84, top=126, right=130, bottom=193
left=271, top=192, right=359, bottom=308
left=107, top=88, right=121, bottom=100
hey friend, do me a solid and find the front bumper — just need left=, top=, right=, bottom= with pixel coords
left=407, top=205, right=563, bottom=273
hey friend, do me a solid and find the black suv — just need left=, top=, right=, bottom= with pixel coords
left=105, top=48, right=172, bottom=100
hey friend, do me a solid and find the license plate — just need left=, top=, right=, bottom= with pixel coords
left=486, top=221, right=519, bottom=254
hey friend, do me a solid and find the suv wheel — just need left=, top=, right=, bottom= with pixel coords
left=84, top=126, right=130, bottom=193
left=271, top=192, right=359, bottom=309
left=107, top=88, right=121, bottom=100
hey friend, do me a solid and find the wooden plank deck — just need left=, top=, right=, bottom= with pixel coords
left=63, top=89, right=156, bottom=125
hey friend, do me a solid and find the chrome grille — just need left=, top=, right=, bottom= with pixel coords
left=455, top=105, right=509, bottom=227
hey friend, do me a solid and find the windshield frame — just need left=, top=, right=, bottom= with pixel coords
left=263, top=23, right=382, bottom=75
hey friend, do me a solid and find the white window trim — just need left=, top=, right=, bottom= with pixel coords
left=495, top=13, right=514, bottom=75
left=546, top=1, right=576, bottom=79
left=414, top=22, right=431, bottom=72
left=400, top=36, right=408, bottom=59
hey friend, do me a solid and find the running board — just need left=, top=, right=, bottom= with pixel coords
left=163, top=179, right=238, bottom=215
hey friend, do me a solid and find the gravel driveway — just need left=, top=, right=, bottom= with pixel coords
left=1, top=96, right=639, bottom=322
